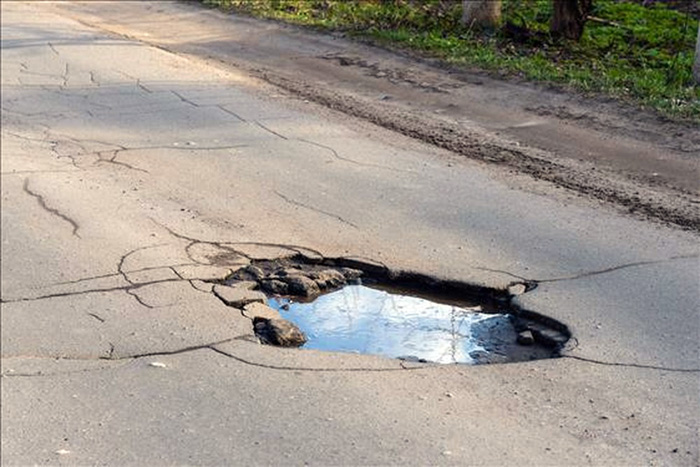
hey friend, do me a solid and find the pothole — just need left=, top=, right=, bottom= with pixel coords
left=215, top=256, right=570, bottom=365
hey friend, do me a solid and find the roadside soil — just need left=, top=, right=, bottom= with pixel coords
left=52, top=0, right=700, bottom=230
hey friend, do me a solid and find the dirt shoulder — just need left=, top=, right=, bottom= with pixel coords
left=52, top=0, right=699, bottom=230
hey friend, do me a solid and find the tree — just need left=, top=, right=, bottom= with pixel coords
left=551, top=0, right=593, bottom=41
left=461, top=0, right=502, bottom=29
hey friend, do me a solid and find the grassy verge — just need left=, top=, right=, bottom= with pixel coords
left=203, top=0, right=699, bottom=122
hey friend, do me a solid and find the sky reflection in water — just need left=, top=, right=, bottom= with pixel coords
left=268, top=285, right=513, bottom=364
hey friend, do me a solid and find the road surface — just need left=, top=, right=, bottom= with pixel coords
left=1, top=2, right=698, bottom=465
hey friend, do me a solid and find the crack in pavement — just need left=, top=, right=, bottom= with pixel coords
left=4, top=127, right=101, bottom=172
left=171, top=90, right=200, bottom=107
left=213, top=108, right=411, bottom=173
left=3, top=129, right=60, bottom=156
left=48, top=263, right=202, bottom=288
left=0, top=236, right=250, bottom=305
left=472, top=255, right=700, bottom=288
left=151, top=218, right=325, bottom=261
left=22, top=178, right=81, bottom=238
left=116, top=244, right=168, bottom=286
left=96, top=149, right=149, bottom=173
left=98, top=337, right=241, bottom=361
left=187, top=279, right=212, bottom=294
left=217, top=105, right=245, bottom=121
left=136, top=79, right=152, bottom=94
left=474, top=266, right=530, bottom=282
left=1, top=361, right=133, bottom=378
left=562, top=355, right=700, bottom=373
left=90, top=144, right=248, bottom=173
left=52, top=271, right=123, bottom=285
left=253, top=120, right=288, bottom=140
left=60, top=135, right=122, bottom=151
left=86, top=312, right=105, bottom=323
left=2, top=130, right=49, bottom=143
left=47, top=42, right=60, bottom=56
left=115, top=70, right=152, bottom=93
left=9, top=131, right=247, bottom=173
left=533, top=254, right=700, bottom=284
left=116, top=243, right=178, bottom=308
left=0, top=105, right=70, bottom=118
left=0, top=338, right=243, bottom=377
left=0, top=278, right=183, bottom=304
left=124, top=288, right=163, bottom=309
left=219, top=110, right=411, bottom=173
left=169, top=266, right=185, bottom=280
left=0, top=244, right=202, bottom=305
left=0, top=338, right=430, bottom=377
left=61, top=63, right=69, bottom=88
left=0, top=340, right=244, bottom=367
left=208, top=345, right=427, bottom=372
left=9, top=349, right=694, bottom=377
left=274, top=190, right=359, bottom=229
left=51, top=140, right=88, bottom=170
left=2, top=169, right=81, bottom=176
left=296, top=137, right=415, bottom=174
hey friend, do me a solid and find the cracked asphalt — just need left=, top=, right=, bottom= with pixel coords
left=1, top=1, right=698, bottom=465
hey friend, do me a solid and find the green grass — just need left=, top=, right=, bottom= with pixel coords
left=203, top=0, right=699, bottom=121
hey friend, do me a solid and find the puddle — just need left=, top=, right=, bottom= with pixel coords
left=222, top=257, right=569, bottom=365
left=268, top=285, right=553, bottom=365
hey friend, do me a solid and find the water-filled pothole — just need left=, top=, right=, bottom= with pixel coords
left=222, top=256, right=570, bottom=365
left=268, top=285, right=553, bottom=364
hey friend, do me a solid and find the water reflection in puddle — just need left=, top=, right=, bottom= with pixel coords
left=268, top=285, right=519, bottom=364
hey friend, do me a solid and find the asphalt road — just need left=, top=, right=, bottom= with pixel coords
left=46, top=0, right=700, bottom=230
left=1, top=2, right=698, bottom=465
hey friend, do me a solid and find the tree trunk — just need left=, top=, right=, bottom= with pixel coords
left=551, top=0, right=592, bottom=41
left=461, top=0, right=502, bottom=29
left=694, top=22, right=700, bottom=84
